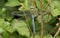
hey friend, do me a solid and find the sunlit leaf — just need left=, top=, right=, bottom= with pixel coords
left=6, top=25, right=15, bottom=33
left=3, top=21, right=15, bottom=33
left=35, top=0, right=41, bottom=11
left=52, top=8, right=60, bottom=17
left=24, top=0, right=30, bottom=10
left=19, top=0, right=30, bottom=11
left=0, top=27, right=3, bottom=33
left=18, top=3, right=25, bottom=11
left=17, top=27, right=30, bottom=37
left=11, top=19, right=30, bottom=37
left=51, top=1, right=60, bottom=16
left=11, top=19, right=28, bottom=29
left=0, top=18, right=4, bottom=27
left=5, top=0, right=20, bottom=7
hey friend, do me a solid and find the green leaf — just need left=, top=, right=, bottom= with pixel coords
left=0, top=27, right=3, bottom=33
left=11, top=19, right=30, bottom=37
left=43, top=34, right=52, bottom=38
left=5, top=0, right=20, bottom=7
left=17, top=27, right=30, bottom=37
left=30, top=34, right=40, bottom=38
left=3, top=21, right=10, bottom=29
left=35, top=35, right=40, bottom=38
left=18, top=3, right=25, bottom=11
left=35, top=0, right=41, bottom=11
left=51, top=1, right=60, bottom=17
left=6, top=25, right=15, bottom=33
left=43, top=15, right=52, bottom=23
left=0, top=8, right=6, bottom=15
left=37, top=15, right=52, bottom=23
left=19, top=0, right=30, bottom=11
left=3, top=31, right=9, bottom=38
left=11, top=19, right=28, bottom=29
left=3, top=21, right=15, bottom=33
left=53, top=1, right=60, bottom=8
left=5, top=12, right=13, bottom=21
left=0, top=18, right=4, bottom=27
left=24, top=0, right=30, bottom=10
left=52, top=8, right=60, bottom=17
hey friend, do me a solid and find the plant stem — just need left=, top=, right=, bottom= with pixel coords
left=40, top=17, right=44, bottom=38
left=54, top=27, right=60, bottom=38
left=47, top=0, right=52, bottom=22
left=39, top=0, right=44, bottom=38
left=54, top=18, right=60, bottom=38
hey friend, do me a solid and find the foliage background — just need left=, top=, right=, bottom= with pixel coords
left=0, top=0, right=60, bottom=38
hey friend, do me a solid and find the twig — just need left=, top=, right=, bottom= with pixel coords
left=54, top=27, right=60, bottom=38
left=39, top=0, right=44, bottom=38
left=54, top=18, right=60, bottom=38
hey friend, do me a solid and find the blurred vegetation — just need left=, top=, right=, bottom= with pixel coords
left=0, top=0, right=60, bottom=38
